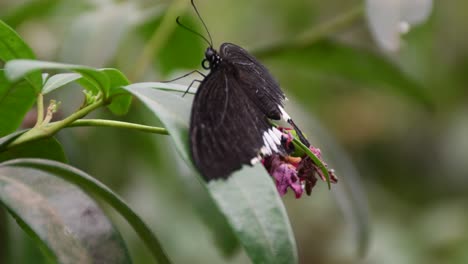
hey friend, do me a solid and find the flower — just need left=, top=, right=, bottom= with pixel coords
left=262, top=128, right=338, bottom=198
left=297, top=146, right=338, bottom=196
left=366, top=0, right=433, bottom=51
left=264, top=155, right=303, bottom=198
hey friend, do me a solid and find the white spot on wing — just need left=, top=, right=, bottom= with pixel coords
left=261, top=146, right=271, bottom=156
left=269, top=139, right=279, bottom=152
left=272, top=127, right=283, bottom=139
left=263, top=133, right=278, bottom=153
left=278, top=105, right=291, bottom=121
left=250, top=156, right=260, bottom=165
left=268, top=129, right=281, bottom=145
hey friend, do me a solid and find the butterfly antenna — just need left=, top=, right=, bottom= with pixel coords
left=191, top=0, right=213, bottom=47
left=176, top=16, right=211, bottom=46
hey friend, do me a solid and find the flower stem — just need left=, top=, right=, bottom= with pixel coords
left=253, top=4, right=364, bottom=58
left=65, top=119, right=169, bottom=135
left=129, top=0, right=189, bottom=81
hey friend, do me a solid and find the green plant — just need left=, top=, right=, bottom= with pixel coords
left=0, top=17, right=350, bottom=263
left=0, top=1, right=436, bottom=263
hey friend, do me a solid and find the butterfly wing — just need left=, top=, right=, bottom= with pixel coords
left=220, top=43, right=286, bottom=120
left=221, top=43, right=312, bottom=146
left=189, top=64, right=284, bottom=180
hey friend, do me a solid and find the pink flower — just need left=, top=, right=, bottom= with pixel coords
left=262, top=128, right=338, bottom=198
left=264, top=155, right=303, bottom=198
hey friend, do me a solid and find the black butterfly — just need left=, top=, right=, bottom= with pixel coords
left=180, top=0, right=309, bottom=181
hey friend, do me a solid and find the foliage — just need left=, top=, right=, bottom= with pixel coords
left=1, top=0, right=466, bottom=264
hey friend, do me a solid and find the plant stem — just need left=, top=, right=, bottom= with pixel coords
left=7, top=99, right=105, bottom=149
left=34, top=93, right=44, bottom=127
left=253, top=5, right=364, bottom=58
left=129, top=0, right=189, bottom=81
left=65, top=119, right=169, bottom=135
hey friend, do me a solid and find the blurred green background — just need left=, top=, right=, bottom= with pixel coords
left=1, top=0, right=467, bottom=263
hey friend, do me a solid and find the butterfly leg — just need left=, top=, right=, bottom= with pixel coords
left=161, top=70, right=206, bottom=83
left=183, top=79, right=202, bottom=97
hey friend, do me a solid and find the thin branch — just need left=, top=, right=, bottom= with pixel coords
left=252, top=5, right=364, bottom=58
left=129, top=0, right=189, bottom=81
left=7, top=99, right=105, bottom=149
left=66, top=119, right=169, bottom=135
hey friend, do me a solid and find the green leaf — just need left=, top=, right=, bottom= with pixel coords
left=262, top=39, right=433, bottom=109
left=0, top=70, right=36, bottom=137
left=124, top=84, right=191, bottom=162
left=3, top=158, right=172, bottom=264
left=4, top=59, right=110, bottom=96
left=0, top=137, right=67, bottom=163
left=0, top=159, right=132, bottom=264
left=0, top=130, right=26, bottom=151
left=0, top=20, right=42, bottom=91
left=208, top=166, right=298, bottom=263
left=100, top=68, right=132, bottom=115
left=124, top=84, right=298, bottom=263
left=42, top=73, right=82, bottom=94
left=124, top=82, right=195, bottom=94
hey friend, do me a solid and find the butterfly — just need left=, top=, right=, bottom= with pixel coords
left=180, top=0, right=310, bottom=181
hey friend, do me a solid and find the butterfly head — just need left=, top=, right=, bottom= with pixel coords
left=202, top=47, right=221, bottom=70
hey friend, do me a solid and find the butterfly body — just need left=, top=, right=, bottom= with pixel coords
left=190, top=43, right=288, bottom=180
